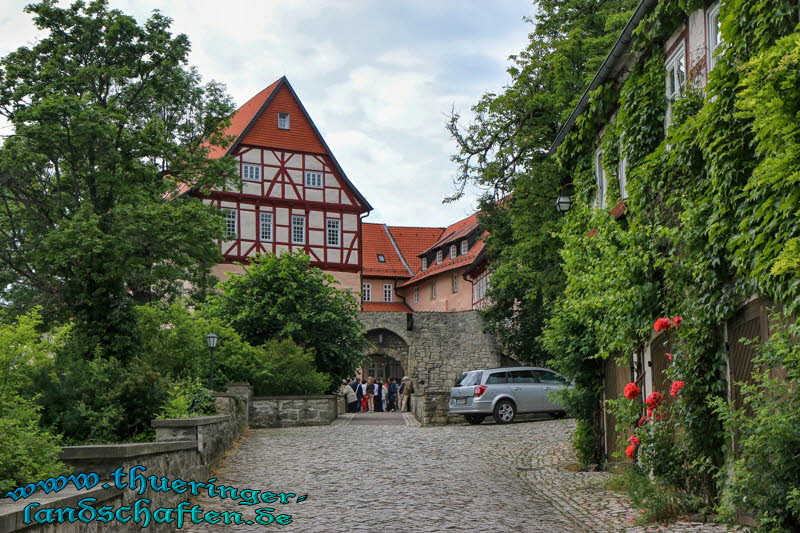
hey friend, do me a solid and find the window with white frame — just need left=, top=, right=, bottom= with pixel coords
left=242, top=163, right=260, bottom=182
left=706, top=2, right=722, bottom=71
left=223, top=209, right=237, bottom=239
left=305, top=171, right=323, bottom=188
left=421, top=257, right=427, bottom=271
left=665, top=43, right=686, bottom=127
left=278, top=112, right=290, bottom=130
left=291, top=215, right=305, bottom=245
left=362, top=283, right=372, bottom=302
left=450, top=245, right=457, bottom=259
left=452, top=272, right=459, bottom=293
left=594, top=149, right=607, bottom=208
left=430, top=277, right=437, bottom=299
left=436, top=250, right=443, bottom=264
left=383, top=283, right=393, bottom=302
left=326, top=219, right=340, bottom=247
left=413, top=286, right=419, bottom=304
left=461, top=239, right=468, bottom=255
left=618, top=154, right=628, bottom=200
left=259, top=212, right=273, bottom=242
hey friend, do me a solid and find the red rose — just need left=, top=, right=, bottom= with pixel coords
left=625, top=444, right=636, bottom=459
left=653, top=318, right=672, bottom=333
left=666, top=352, right=673, bottom=361
left=647, top=406, right=654, bottom=418
left=645, top=391, right=663, bottom=408
left=638, top=415, right=647, bottom=427
left=628, top=435, right=641, bottom=445
left=624, top=382, right=641, bottom=400
left=673, top=316, right=683, bottom=328
left=670, top=380, right=685, bottom=398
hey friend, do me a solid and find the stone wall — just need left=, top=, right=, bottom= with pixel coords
left=250, top=395, right=337, bottom=428
left=360, top=310, right=506, bottom=425
left=0, top=384, right=251, bottom=533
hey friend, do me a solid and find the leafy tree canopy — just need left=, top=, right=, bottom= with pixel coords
left=204, top=252, right=367, bottom=386
left=0, top=0, right=237, bottom=357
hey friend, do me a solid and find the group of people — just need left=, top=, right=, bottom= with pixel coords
left=340, top=376, right=414, bottom=413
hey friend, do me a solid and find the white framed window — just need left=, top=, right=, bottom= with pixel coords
left=430, top=277, right=437, bottom=300
left=223, top=209, right=237, bottom=239
left=242, top=163, right=260, bottom=182
left=413, top=287, right=419, bottom=304
left=452, top=272, right=459, bottom=293
left=450, top=245, right=457, bottom=259
left=362, top=283, right=372, bottom=302
left=383, top=283, right=393, bottom=302
left=291, top=215, right=305, bottom=245
left=259, top=212, right=273, bottom=242
left=326, top=219, right=340, bottom=247
left=665, top=42, right=686, bottom=127
left=436, top=250, right=443, bottom=264
left=618, top=153, right=628, bottom=201
left=461, top=239, right=468, bottom=255
left=706, top=2, right=722, bottom=71
left=278, top=112, right=290, bottom=130
left=594, top=149, right=607, bottom=208
left=305, top=171, right=323, bottom=188
left=421, top=257, right=427, bottom=271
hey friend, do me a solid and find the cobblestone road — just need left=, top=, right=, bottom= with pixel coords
left=184, top=415, right=743, bottom=532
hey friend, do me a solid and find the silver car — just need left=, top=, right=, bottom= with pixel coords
left=448, top=366, right=572, bottom=424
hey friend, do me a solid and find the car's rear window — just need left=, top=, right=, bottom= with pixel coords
left=486, top=371, right=509, bottom=385
left=456, top=371, right=482, bottom=387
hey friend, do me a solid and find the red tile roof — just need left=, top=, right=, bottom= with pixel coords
left=362, top=223, right=412, bottom=277
left=363, top=301, right=413, bottom=313
left=385, top=226, right=444, bottom=272
left=422, top=213, right=479, bottom=254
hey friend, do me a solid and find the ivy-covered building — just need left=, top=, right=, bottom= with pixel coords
left=547, top=0, right=799, bottom=526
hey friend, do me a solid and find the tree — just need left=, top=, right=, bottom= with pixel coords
left=445, top=0, right=637, bottom=364
left=0, top=0, right=237, bottom=357
left=205, top=252, right=367, bottom=385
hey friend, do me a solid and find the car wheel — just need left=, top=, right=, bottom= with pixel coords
left=493, top=400, right=516, bottom=424
left=550, top=410, right=567, bottom=419
left=464, top=414, right=485, bottom=425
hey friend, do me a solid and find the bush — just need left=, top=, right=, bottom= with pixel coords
left=157, top=378, right=215, bottom=419
left=714, top=319, right=800, bottom=532
left=0, top=395, right=68, bottom=494
left=249, top=339, right=329, bottom=396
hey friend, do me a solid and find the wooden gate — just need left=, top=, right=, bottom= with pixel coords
left=604, top=356, right=633, bottom=461
left=727, top=299, right=771, bottom=411
left=649, top=331, right=673, bottom=395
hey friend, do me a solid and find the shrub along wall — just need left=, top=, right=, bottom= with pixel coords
left=545, top=0, right=800, bottom=527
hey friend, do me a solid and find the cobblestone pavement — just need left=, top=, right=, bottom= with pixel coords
left=183, top=416, right=745, bottom=532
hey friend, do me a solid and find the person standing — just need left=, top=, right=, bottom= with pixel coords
left=352, top=378, right=362, bottom=412
left=341, top=379, right=357, bottom=413
left=365, top=377, right=375, bottom=412
left=401, top=376, right=414, bottom=412
left=382, top=379, right=389, bottom=412
left=388, top=378, right=398, bottom=412
left=373, top=377, right=383, bottom=412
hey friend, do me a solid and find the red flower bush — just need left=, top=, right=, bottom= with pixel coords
left=645, top=391, right=663, bottom=408
left=673, top=316, right=683, bottom=328
left=625, top=444, right=636, bottom=459
left=638, top=415, right=647, bottom=427
left=624, top=382, right=641, bottom=400
left=653, top=317, right=672, bottom=333
left=628, top=435, right=641, bottom=445
left=670, top=380, right=685, bottom=398
left=647, top=406, right=654, bottom=418
left=666, top=352, right=673, bottom=361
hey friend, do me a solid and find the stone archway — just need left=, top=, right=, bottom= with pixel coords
left=362, top=328, right=408, bottom=380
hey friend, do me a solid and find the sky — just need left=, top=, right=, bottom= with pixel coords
left=0, top=0, right=534, bottom=227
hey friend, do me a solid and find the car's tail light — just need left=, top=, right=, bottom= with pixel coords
left=474, top=385, right=487, bottom=397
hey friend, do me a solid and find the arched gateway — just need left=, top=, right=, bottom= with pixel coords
left=361, top=328, right=407, bottom=380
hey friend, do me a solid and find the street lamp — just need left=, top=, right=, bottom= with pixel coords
left=555, top=195, right=572, bottom=213
left=205, top=333, right=218, bottom=390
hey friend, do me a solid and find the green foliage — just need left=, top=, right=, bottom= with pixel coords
left=0, top=395, right=69, bottom=494
left=714, top=318, right=800, bottom=531
left=205, top=252, right=366, bottom=384
left=157, top=378, right=215, bottom=419
left=249, top=339, right=330, bottom=396
left=0, top=0, right=237, bottom=356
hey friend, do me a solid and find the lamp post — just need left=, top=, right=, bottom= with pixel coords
left=205, top=333, right=218, bottom=390
left=555, top=194, right=572, bottom=213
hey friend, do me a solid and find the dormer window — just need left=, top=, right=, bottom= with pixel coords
left=450, top=245, right=457, bottom=259
left=421, top=258, right=427, bottom=271
left=242, top=163, right=260, bottom=182
left=377, top=254, right=386, bottom=263
left=278, top=112, right=290, bottom=129
left=461, top=239, right=468, bottom=255
left=436, top=250, right=443, bottom=264
left=305, top=171, right=323, bottom=188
